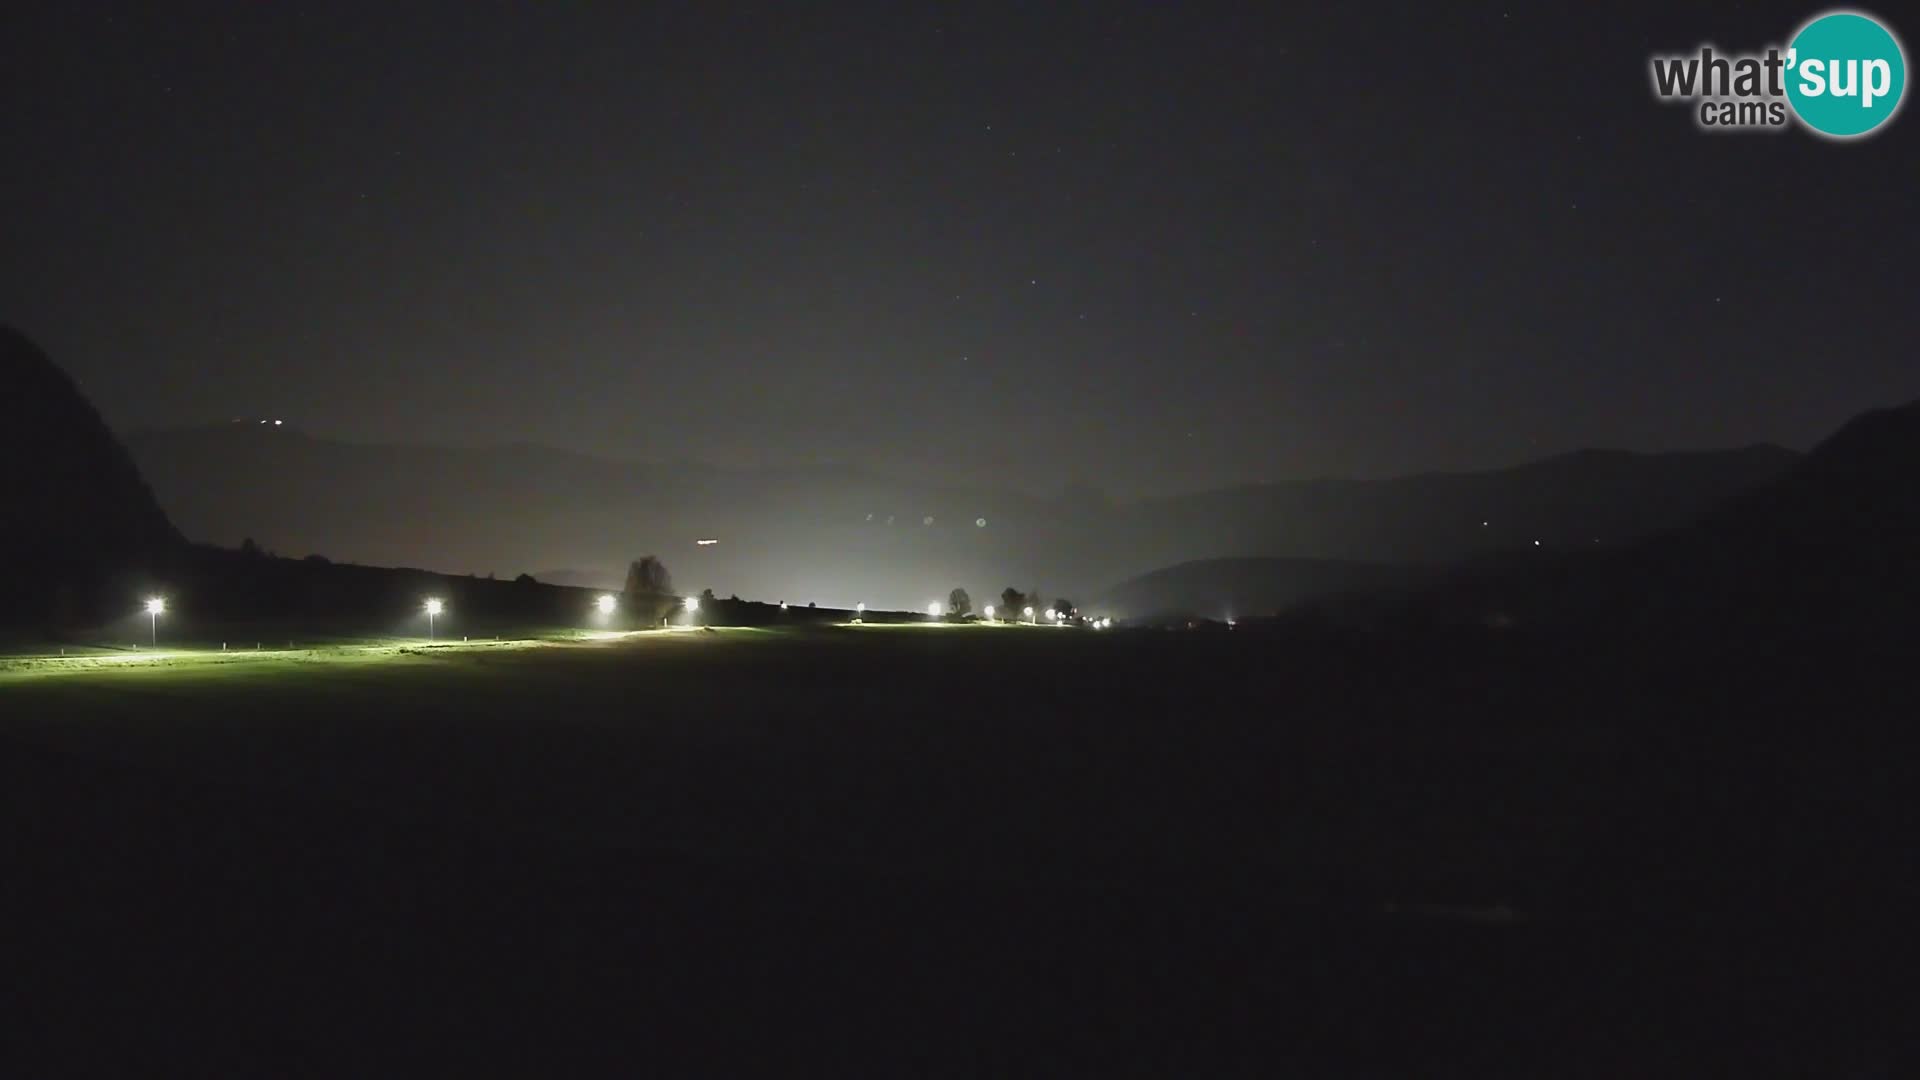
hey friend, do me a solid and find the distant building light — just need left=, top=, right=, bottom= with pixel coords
left=695, top=538, right=718, bottom=546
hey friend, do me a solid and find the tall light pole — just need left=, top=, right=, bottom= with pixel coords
left=425, top=598, right=443, bottom=641
left=145, top=597, right=165, bottom=647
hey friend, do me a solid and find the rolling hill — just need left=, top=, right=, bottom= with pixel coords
left=125, top=425, right=1801, bottom=611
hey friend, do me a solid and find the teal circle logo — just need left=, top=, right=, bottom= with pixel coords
left=1786, top=11, right=1907, bottom=138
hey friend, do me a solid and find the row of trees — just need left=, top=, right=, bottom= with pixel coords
left=624, top=556, right=1075, bottom=624
left=944, top=587, right=1075, bottom=620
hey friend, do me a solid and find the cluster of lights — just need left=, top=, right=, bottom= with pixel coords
left=129, top=583, right=1124, bottom=654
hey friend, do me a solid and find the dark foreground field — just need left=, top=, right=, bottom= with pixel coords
left=3, top=625, right=1913, bottom=1075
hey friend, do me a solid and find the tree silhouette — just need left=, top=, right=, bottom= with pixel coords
left=623, top=556, right=675, bottom=625
left=625, top=555, right=673, bottom=596
left=1000, top=586, right=1024, bottom=614
left=948, top=587, right=972, bottom=617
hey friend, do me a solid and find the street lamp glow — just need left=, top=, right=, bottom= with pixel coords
left=927, top=602, right=942, bottom=618
left=144, top=597, right=166, bottom=646
left=1023, top=606, right=1035, bottom=623
left=684, top=596, right=700, bottom=613
left=983, top=605, right=995, bottom=621
left=424, top=598, right=443, bottom=641
left=1045, top=608, right=1057, bottom=622
left=855, top=602, right=865, bottom=622
left=596, top=594, right=617, bottom=615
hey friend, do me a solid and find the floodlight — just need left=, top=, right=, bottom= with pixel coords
left=684, top=596, right=700, bottom=613
left=144, top=597, right=166, bottom=646
left=984, top=605, right=995, bottom=621
left=1045, top=608, right=1057, bottom=621
left=424, top=598, right=444, bottom=641
left=927, top=602, right=942, bottom=618
left=596, top=594, right=617, bottom=614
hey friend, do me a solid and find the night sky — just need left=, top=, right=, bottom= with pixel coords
left=5, top=2, right=1914, bottom=496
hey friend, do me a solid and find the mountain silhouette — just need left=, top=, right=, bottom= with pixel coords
left=0, top=326, right=179, bottom=626
left=125, top=426, right=1799, bottom=609
left=1092, top=557, right=1431, bottom=621
left=1370, top=398, right=1920, bottom=640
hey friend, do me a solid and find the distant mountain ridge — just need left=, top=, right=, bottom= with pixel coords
left=1092, top=557, right=1432, bottom=621
left=125, top=424, right=1802, bottom=610
left=1330, top=397, right=1920, bottom=638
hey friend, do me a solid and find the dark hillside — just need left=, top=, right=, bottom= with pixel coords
left=0, top=326, right=180, bottom=627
